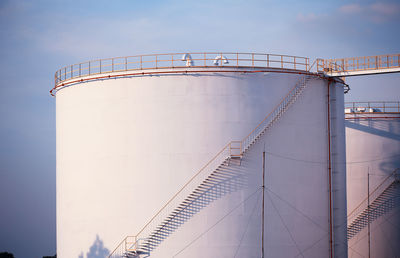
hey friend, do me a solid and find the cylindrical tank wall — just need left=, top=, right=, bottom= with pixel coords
left=56, top=68, right=346, bottom=257
left=346, top=112, right=400, bottom=258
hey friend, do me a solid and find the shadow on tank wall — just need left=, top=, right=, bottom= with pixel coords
left=79, top=235, right=110, bottom=258
left=345, top=119, right=400, bottom=174
left=138, top=161, right=248, bottom=254
left=345, top=119, right=400, bottom=141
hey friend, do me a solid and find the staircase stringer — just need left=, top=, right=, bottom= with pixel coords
left=347, top=170, right=400, bottom=239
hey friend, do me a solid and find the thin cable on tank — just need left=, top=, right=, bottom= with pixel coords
left=266, top=190, right=305, bottom=258
left=376, top=218, right=397, bottom=256
left=264, top=151, right=400, bottom=165
left=266, top=187, right=366, bottom=258
left=345, top=154, right=400, bottom=164
left=266, top=187, right=325, bottom=230
left=233, top=190, right=262, bottom=258
left=172, top=187, right=262, bottom=258
left=293, top=233, right=329, bottom=258
left=348, top=208, right=400, bottom=256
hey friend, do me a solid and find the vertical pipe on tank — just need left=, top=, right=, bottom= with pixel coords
left=262, top=149, right=265, bottom=258
left=327, top=80, right=334, bottom=258
left=367, top=170, right=371, bottom=258
left=328, top=79, right=348, bottom=258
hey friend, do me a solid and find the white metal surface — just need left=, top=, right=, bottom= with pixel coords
left=346, top=110, right=400, bottom=258
left=56, top=63, right=347, bottom=257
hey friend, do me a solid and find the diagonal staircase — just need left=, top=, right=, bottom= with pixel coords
left=136, top=161, right=246, bottom=256
left=347, top=170, right=400, bottom=240
left=109, top=75, right=312, bottom=258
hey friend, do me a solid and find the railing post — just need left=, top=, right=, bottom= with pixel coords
left=171, top=54, right=174, bottom=67
left=306, top=58, right=309, bottom=71
left=294, top=57, right=296, bottom=70
left=351, top=57, right=354, bottom=71
left=364, top=56, right=366, bottom=69
left=125, top=57, right=127, bottom=71
left=112, top=58, right=114, bottom=72
left=281, top=55, right=283, bottom=68
left=267, top=54, right=269, bottom=68
left=252, top=53, right=254, bottom=67
left=140, top=56, right=142, bottom=70
left=156, top=55, right=158, bottom=68
left=237, top=53, right=239, bottom=67
left=135, top=236, right=138, bottom=251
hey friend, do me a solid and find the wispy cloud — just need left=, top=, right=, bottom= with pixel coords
left=339, top=4, right=362, bottom=14
left=296, top=13, right=319, bottom=22
left=370, top=2, right=400, bottom=23
left=15, top=15, right=173, bottom=61
left=339, top=2, right=400, bottom=24
left=370, top=2, right=400, bottom=16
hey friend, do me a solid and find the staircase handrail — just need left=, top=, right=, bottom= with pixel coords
left=109, top=74, right=309, bottom=257
left=136, top=141, right=232, bottom=237
left=347, top=169, right=399, bottom=224
left=240, top=76, right=307, bottom=153
left=108, top=236, right=137, bottom=257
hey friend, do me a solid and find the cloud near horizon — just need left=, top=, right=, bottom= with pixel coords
left=339, top=2, right=400, bottom=24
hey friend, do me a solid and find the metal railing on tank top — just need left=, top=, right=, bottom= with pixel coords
left=52, top=52, right=310, bottom=95
left=345, top=101, right=400, bottom=114
left=317, top=53, right=400, bottom=74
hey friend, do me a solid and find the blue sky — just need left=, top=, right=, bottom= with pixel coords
left=0, top=0, right=399, bottom=257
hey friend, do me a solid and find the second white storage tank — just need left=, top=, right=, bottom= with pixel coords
left=346, top=102, right=400, bottom=258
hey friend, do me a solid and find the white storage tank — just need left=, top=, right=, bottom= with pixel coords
left=345, top=102, right=400, bottom=258
left=53, top=52, right=347, bottom=258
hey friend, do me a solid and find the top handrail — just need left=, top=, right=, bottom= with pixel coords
left=345, top=101, right=400, bottom=113
left=317, top=53, right=400, bottom=74
left=53, top=52, right=310, bottom=89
